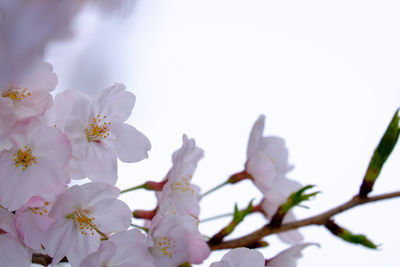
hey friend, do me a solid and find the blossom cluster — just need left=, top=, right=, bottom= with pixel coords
left=0, top=60, right=315, bottom=266
left=0, top=1, right=318, bottom=266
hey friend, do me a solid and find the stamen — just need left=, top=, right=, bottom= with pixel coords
left=2, top=86, right=31, bottom=101
left=170, top=177, right=195, bottom=195
left=66, top=209, right=102, bottom=237
left=30, top=204, right=49, bottom=216
left=86, top=114, right=111, bottom=142
left=154, top=236, right=177, bottom=258
left=13, top=146, right=37, bottom=171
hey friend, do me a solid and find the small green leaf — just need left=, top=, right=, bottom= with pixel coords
left=270, top=185, right=319, bottom=227
left=233, top=201, right=254, bottom=224
left=280, top=185, right=320, bottom=214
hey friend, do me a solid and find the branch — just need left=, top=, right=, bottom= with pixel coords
left=209, top=190, right=400, bottom=250
left=32, top=254, right=68, bottom=266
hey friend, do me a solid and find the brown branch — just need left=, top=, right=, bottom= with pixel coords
left=32, top=254, right=67, bottom=266
left=209, top=190, right=400, bottom=250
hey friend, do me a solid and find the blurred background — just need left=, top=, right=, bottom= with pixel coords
left=45, top=1, right=400, bottom=266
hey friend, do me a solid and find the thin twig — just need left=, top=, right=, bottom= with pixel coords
left=209, top=190, right=400, bottom=250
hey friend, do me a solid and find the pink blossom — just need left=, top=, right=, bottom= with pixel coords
left=0, top=61, right=57, bottom=151
left=209, top=247, right=265, bottom=267
left=149, top=214, right=210, bottom=267
left=246, top=115, right=303, bottom=244
left=156, top=135, right=203, bottom=217
left=0, top=118, right=71, bottom=210
left=0, top=208, right=32, bottom=267
left=54, top=83, right=151, bottom=184
left=0, top=61, right=57, bottom=120
left=15, top=196, right=55, bottom=250
left=80, top=229, right=155, bottom=267
left=266, top=243, right=319, bottom=267
left=246, top=115, right=293, bottom=193
left=43, top=182, right=132, bottom=267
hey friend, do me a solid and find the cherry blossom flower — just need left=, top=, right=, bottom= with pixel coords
left=0, top=61, right=57, bottom=151
left=149, top=213, right=210, bottom=267
left=0, top=61, right=57, bottom=120
left=156, top=135, right=203, bottom=217
left=43, top=182, right=132, bottom=267
left=80, top=229, right=155, bottom=267
left=54, top=83, right=151, bottom=184
left=15, top=196, right=55, bottom=250
left=266, top=243, right=319, bottom=267
left=0, top=208, right=32, bottom=267
left=246, top=115, right=293, bottom=193
left=209, top=247, right=265, bottom=267
left=246, top=115, right=303, bottom=244
left=0, top=118, right=71, bottom=211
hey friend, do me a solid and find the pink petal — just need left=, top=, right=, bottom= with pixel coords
left=247, top=114, right=265, bottom=158
left=54, top=89, right=90, bottom=130
left=49, top=185, right=85, bottom=219
left=90, top=198, right=131, bottom=233
left=186, top=232, right=210, bottom=264
left=268, top=242, right=319, bottom=267
left=90, top=83, right=135, bottom=123
left=80, top=241, right=117, bottom=267
left=0, top=98, right=16, bottom=136
left=43, top=219, right=76, bottom=265
left=13, top=89, right=53, bottom=119
left=80, top=144, right=118, bottom=184
left=0, top=233, right=31, bottom=267
left=80, top=182, right=120, bottom=207
left=0, top=209, right=17, bottom=236
left=67, top=228, right=100, bottom=267
left=113, top=123, right=151, bottom=163
left=211, top=248, right=265, bottom=267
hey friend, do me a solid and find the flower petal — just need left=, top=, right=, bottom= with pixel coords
left=0, top=233, right=31, bottom=267
left=90, top=198, right=131, bottom=233
left=113, top=123, right=151, bottom=163
left=90, top=83, right=135, bottom=123
left=80, top=143, right=118, bottom=184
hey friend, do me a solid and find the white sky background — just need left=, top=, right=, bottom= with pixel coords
left=45, top=1, right=400, bottom=266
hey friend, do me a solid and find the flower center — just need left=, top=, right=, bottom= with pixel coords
left=153, top=236, right=176, bottom=258
left=170, top=177, right=195, bottom=195
left=13, top=146, right=37, bottom=171
left=2, top=86, right=31, bottom=101
left=30, top=202, right=49, bottom=216
left=86, top=114, right=111, bottom=142
left=67, top=208, right=97, bottom=236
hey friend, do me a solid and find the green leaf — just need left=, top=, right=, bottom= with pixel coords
left=360, top=109, right=400, bottom=196
left=339, top=231, right=377, bottom=249
left=325, top=220, right=378, bottom=249
left=233, top=201, right=253, bottom=224
left=280, top=185, right=320, bottom=214
left=270, top=185, right=319, bottom=227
